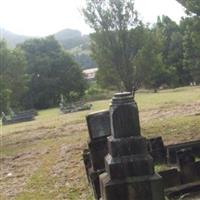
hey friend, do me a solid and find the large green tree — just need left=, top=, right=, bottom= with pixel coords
left=153, top=16, right=185, bottom=86
left=176, top=0, right=200, bottom=16
left=177, top=0, right=200, bottom=84
left=181, top=17, right=200, bottom=83
left=134, top=27, right=175, bottom=90
left=0, top=40, right=28, bottom=113
left=20, top=36, right=87, bottom=109
left=83, top=0, right=140, bottom=91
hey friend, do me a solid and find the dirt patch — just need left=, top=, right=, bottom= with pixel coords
left=2, top=123, right=87, bottom=148
left=0, top=150, right=48, bottom=199
left=1, top=120, right=88, bottom=199
left=140, top=102, right=200, bottom=123
left=50, top=142, right=88, bottom=199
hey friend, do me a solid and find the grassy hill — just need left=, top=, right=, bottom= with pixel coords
left=1, top=86, right=200, bottom=200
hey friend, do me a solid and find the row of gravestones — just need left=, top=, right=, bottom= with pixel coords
left=82, top=92, right=200, bottom=200
left=160, top=148, right=200, bottom=198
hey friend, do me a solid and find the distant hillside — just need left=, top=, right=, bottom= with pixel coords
left=54, top=29, right=96, bottom=69
left=0, top=27, right=96, bottom=69
left=0, top=27, right=29, bottom=47
left=54, top=28, right=90, bottom=50
left=55, top=29, right=81, bottom=40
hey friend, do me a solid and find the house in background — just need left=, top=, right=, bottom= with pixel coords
left=83, top=68, right=98, bottom=80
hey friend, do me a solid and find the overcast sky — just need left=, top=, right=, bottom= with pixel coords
left=0, top=0, right=186, bottom=36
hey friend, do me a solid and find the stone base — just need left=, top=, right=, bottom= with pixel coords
left=165, top=181, right=200, bottom=199
left=159, top=169, right=181, bottom=188
left=88, top=137, right=108, bottom=171
left=100, top=173, right=165, bottom=200
left=89, top=169, right=105, bottom=200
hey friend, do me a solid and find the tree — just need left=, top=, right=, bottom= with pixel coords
left=176, top=0, right=200, bottom=16
left=176, top=1, right=200, bottom=84
left=19, top=36, right=87, bottom=109
left=0, top=40, right=11, bottom=113
left=0, top=40, right=28, bottom=113
left=83, top=0, right=140, bottom=91
left=153, top=16, right=184, bottom=86
left=181, top=17, right=200, bottom=84
left=134, top=28, right=174, bottom=91
left=0, top=80, right=12, bottom=114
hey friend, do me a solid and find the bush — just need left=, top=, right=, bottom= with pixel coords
left=84, top=84, right=114, bottom=101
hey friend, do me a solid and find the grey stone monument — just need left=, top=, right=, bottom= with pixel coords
left=84, top=110, right=111, bottom=199
left=99, top=92, right=165, bottom=200
left=177, top=148, right=198, bottom=183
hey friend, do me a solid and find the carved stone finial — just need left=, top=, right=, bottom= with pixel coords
left=110, top=92, right=140, bottom=138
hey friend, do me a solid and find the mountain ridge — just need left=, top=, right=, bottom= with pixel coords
left=0, top=27, right=96, bottom=69
left=0, top=27, right=30, bottom=47
left=0, top=27, right=86, bottom=47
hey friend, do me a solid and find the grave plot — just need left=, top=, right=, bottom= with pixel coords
left=59, top=95, right=92, bottom=114
left=83, top=92, right=200, bottom=200
left=2, top=109, right=37, bottom=125
left=83, top=110, right=111, bottom=199
left=83, top=92, right=165, bottom=200
left=60, top=102, right=92, bottom=114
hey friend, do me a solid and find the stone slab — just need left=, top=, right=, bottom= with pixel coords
left=100, top=173, right=165, bottom=200
left=159, top=168, right=181, bottom=188
left=166, top=140, right=200, bottom=164
left=165, top=181, right=200, bottom=199
left=86, top=110, right=111, bottom=140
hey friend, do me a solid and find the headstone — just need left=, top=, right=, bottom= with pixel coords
left=166, top=140, right=200, bottom=164
left=83, top=110, right=111, bottom=199
left=148, top=137, right=166, bottom=163
left=86, top=110, right=111, bottom=171
left=99, top=92, right=165, bottom=200
left=87, top=110, right=110, bottom=140
left=195, top=161, right=200, bottom=178
left=159, top=168, right=181, bottom=188
left=177, top=148, right=198, bottom=184
left=82, top=149, right=91, bottom=182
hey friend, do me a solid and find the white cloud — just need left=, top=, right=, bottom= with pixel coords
left=135, top=0, right=186, bottom=24
left=0, top=0, right=185, bottom=36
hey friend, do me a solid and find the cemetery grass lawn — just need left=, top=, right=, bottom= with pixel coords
left=1, top=86, right=200, bottom=200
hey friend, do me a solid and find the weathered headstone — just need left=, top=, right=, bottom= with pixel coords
left=166, top=140, right=200, bottom=164
left=195, top=161, right=200, bottom=178
left=87, top=110, right=111, bottom=140
left=82, top=149, right=91, bottom=182
left=83, top=110, right=111, bottom=199
left=99, top=92, right=165, bottom=200
left=87, top=110, right=111, bottom=171
left=159, top=168, right=181, bottom=188
left=177, top=148, right=198, bottom=184
left=148, top=137, right=166, bottom=163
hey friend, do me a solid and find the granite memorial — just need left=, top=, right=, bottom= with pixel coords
left=83, top=110, right=111, bottom=199
left=99, top=92, right=165, bottom=200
